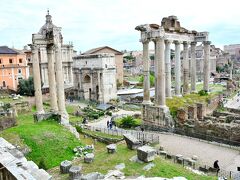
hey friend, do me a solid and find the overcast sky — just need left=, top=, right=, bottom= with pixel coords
left=0, top=0, right=240, bottom=52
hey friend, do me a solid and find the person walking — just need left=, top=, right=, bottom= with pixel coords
left=213, top=160, right=220, bottom=175
left=107, top=120, right=110, bottom=129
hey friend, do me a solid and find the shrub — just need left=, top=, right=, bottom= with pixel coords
left=198, top=90, right=208, bottom=96
left=75, top=125, right=83, bottom=133
left=106, top=111, right=112, bottom=116
left=118, top=116, right=142, bottom=128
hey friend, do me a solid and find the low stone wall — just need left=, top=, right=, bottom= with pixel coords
left=0, top=117, right=17, bottom=131
left=13, top=101, right=30, bottom=113
left=81, top=130, right=123, bottom=144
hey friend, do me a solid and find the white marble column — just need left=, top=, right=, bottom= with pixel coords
left=142, top=39, right=151, bottom=104
left=190, top=42, right=197, bottom=92
left=183, top=42, right=189, bottom=94
left=31, top=44, right=44, bottom=114
left=155, top=37, right=166, bottom=107
left=69, top=66, right=73, bottom=85
left=47, top=45, right=58, bottom=112
left=165, top=40, right=172, bottom=98
left=55, top=45, right=69, bottom=124
left=97, top=72, right=103, bottom=102
left=154, top=40, right=158, bottom=102
left=174, top=41, right=181, bottom=96
left=203, top=41, right=211, bottom=92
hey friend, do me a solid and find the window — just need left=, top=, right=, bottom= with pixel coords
left=9, top=59, right=13, bottom=63
left=19, top=59, right=22, bottom=63
left=0, top=59, right=2, bottom=64
left=18, top=69, right=22, bottom=74
left=2, top=81, right=6, bottom=87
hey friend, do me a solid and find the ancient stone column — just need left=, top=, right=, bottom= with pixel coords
left=155, top=37, right=166, bottom=107
left=47, top=45, right=58, bottom=112
left=174, top=41, right=181, bottom=96
left=190, top=42, right=197, bottom=92
left=203, top=41, right=211, bottom=92
left=31, top=44, right=44, bottom=114
left=154, top=40, right=158, bottom=103
left=142, top=39, right=151, bottom=104
left=55, top=45, right=69, bottom=124
left=165, top=40, right=172, bottom=98
left=183, top=42, right=189, bottom=95
left=97, top=72, right=103, bottom=103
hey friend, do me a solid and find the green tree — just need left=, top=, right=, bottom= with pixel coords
left=17, top=76, right=35, bottom=96
left=139, top=72, right=155, bottom=87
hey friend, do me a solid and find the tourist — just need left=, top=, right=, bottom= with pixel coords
left=109, top=121, right=113, bottom=129
left=107, top=120, right=110, bottom=129
left=213, top=160, right=220, bottom=175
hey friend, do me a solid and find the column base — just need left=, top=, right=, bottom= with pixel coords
left=175, top=94, right=182, bottom=97
left=36, top=110, right=45, bottom=115
left=142, top=100, right=152, bottom=105
left=191, top=90, right=198, bottom=93
left=60, top=111, right=69, bottom=125
left=142, top=104, right=174, bottom=129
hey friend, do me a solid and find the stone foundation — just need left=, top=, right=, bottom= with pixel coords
left=142, top=104, right=173, bottom=129
left=33, top=112, right=61, bottom=123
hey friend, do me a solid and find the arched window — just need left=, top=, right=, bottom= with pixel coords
left=84, top=75, right=91, bottom=83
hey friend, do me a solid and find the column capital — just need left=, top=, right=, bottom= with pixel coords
left=140, top=38, right=150, bottom=44
left=173, top=40, right=182, bottom=45
left=29, top=44, right=39, bottom=52
left=191, top=41, right=197, bottom=46
left=165, top=39, right=172, bottom=44
left=183, top=41, right=190, bottom=46
left=203, top=41, right=211, bottom=45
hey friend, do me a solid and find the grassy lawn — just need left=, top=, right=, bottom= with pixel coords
left=0, top=111, right=81, bottom=169
left=124, top=75, right=141, bottom=82
left=196, top=83, right=225, bottom=93
left=49, top=134, right=216, bottom=180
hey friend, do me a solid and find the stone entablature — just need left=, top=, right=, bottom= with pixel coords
left=72, top=53, right=117, bottom=103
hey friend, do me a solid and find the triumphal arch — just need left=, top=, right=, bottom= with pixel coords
left=136, top=16, right=211, bottom=129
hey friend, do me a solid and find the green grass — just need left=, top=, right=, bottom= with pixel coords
left=166, top=93, right=213, bottom=117
left=0, top=112, right=81, bottom=169
left=124, top=75, right=141, bottom=82
left=196, top=83, right=225, bottom=93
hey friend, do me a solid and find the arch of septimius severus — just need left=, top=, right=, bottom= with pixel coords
left=29, top=11, right=69, bottom=124
left=136, top=16, right=211, bottom=129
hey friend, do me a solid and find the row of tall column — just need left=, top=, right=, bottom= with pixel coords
left=31, top=44, right=68, bottom=124
left=142, top=39, right=211, bottom=107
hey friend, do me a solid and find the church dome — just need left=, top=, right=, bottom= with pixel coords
left=38, top=10, right=57, bottom=36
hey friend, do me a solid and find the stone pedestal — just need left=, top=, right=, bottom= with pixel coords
left=142, top=104, right=173, bottom=129
left=84, top=153, right=94, bottom=163
left=60, top=160, right=72, bottom=174
left=106, top=144, right=117, bottom=153
left=188, top=105, right=197, bottom=120
left=177, top=108, right=188, bottom=124
left=137, top=145, right=156, bottom=162
left=197, top=103, right=206, bottom=120
left=69, top=166, right=82, bottom=180
left=123, top=134, right=141, bottom=150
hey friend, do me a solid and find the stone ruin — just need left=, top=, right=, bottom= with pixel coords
left=0, top=137, right=51, bottom=180
left=135, top=15, right=211, bottom=131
